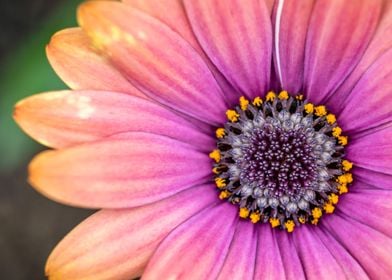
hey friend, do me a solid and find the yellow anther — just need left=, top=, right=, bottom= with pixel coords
left=239, top=208, right=250, bottom=218
left=212, top=167, right=220, bottom=174
left=219, top=190, right=230, bottom=200
left=312, top=207, right=323, bottom=219
left=326, top=114, right=336, bottom=124
left=278, top=90, right=289, bottom=100
left=250, top=212, right=261, bottom=223
left=342, top=160, right=353, bottom=171
left=266, top=91, right=276, bottom=102
left=311, top=219, right=319, bottom=225
left=338, top=184, right=348, bottom=194
left=332, top=127, right=342, bottom=137
left=304, top=103, right=314, bottom=114
left=338, top=135, right=348, bottom=146
left=285, top=220, right=295, bottom=233
left=299, top=216, right=306, bottom=224
left=314, top=105, right=327, bottom=117
left=329, top=193, right=339, bottom=205
left=337, top=173, right=353, bottom=184
left=215, top=128, right=226, bottom=139
left=209, top=149, right=221, bottom=163
left=296, top=94, right=304, bottom=100
left=215, top=177, right=226, bottom=188
left=323, top=203, right=335, bottom=214
left=253, top=96, right=263, bottom=106
left=239, top=96, right=249, bottom=111
left=269, top=218, right=280, bottom=228
left=345, top=173, right=353, bottom=183
left=226, top=109, right=240, bottom=122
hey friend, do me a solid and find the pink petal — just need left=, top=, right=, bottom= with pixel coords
left=347, top=128, right=392, bottom=175
left=338, top=188, right=392, bottom=238
left=46, top=185, right=216, bottom=280
left=254, top=225, right=286, bottom=280
left=315, top=226, right=368, bottom=279
left=216, top=221, right=257, bottom=280
left=355, top=167, right=392, bottom=190
left=336, top=49, right=392, bottom=135
left=29, top=132, right=211, bottom=209
left=142, top=203, right=237, bottom=280
left=46, top=28, right=145, bottom=97
left=273, top=0, right=314, bottom=93
left=14, top=90, right=213, bottom=150
left=184, top=0, right=272, bottom=98
left=274, top=231, right=306, bottom=280
left=304, top=0, right=382, bottom=104
left=78, top=1, right=227, bottom=125
left=292, top=226, right=345, bottom=280
left=123, top=0, right=240, bottom=104
left=323, top=214, right=392, bottom=279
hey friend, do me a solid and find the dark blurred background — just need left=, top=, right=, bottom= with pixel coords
left=0, top=1, right=92, bottom=279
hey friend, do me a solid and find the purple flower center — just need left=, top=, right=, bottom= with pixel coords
left=210, top=91, right=354, bottom=232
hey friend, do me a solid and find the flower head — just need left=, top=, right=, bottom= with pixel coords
left=14, top=0, right=392, bottom=279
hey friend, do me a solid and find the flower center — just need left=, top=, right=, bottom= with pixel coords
left=210, top=91, right=353, bottom=232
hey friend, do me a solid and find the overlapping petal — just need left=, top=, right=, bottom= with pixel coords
left=142, top=203, right=237, bottom=280
left=46, top=185, right=217, bottom=280
left=46, top=28, right=144, bottom=97
left=29, top=132, right=210, bottom=208
left=184, top=0, right=272, bottom=98
left=14, top=90, right=213, bottom=150
left=77, top=1, right=227, bottom=125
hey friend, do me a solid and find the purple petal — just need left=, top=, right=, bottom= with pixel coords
left=355, top=167, right=392, bottom=190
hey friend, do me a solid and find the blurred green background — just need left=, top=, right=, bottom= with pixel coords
left=0, top=1, right=92, bottom=279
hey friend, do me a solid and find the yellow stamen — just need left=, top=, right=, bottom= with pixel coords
left=299, top=216, right=306, bottom=224
left=311, top=219, right=319, bottom=225
left=209, top=149, right=221, bottom=163
left=324, top=203, right=335, bottom=214
left=250, top=212, right=261, bottom=223
left=266, top=91, right=276, bottom=102
left=304, top=103, right=314, bottom=114
left=338, top=184, right=348, bottom=194
left=269, top=218, right=280, bottom=228
left=342, top=160, right=353, bottom=171
left=215, top=177, right=226, bottom=188
left=337, top=173, right=353, bottom=184
left=314, top=105, right=327, bottom=117
left=239, top=207, right=250, bottom=218
left=332, top=126, right=342, bottom=137
left=252, top=96, right=263, bottom=106
left=226, top=109, right=240, bottom=122
left=219, top=190, right=230, bottom=200
left=329, top=193, right=339, bottom=205
left=215, top=128, right=226, bottom=139
left=278, top=90, right=289, bottom=100
left=239, top=96, right=249, bottom=111
left=212, top=167, right=220, bottom=174
left=312, top=207, right=323, bottom=219
left=338, top=135, right=348, bottom=146
left=285, top=220, right=295, bottom=233
left=296, top=94, right=304, bottom=100
left=326, top=114, right=336, bottom=124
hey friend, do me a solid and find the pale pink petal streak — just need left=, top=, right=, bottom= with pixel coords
left=46, top=185, right=217, bottom=280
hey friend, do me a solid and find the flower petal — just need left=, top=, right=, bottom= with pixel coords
left=216, top=221, right=257, bottom=280
left=142, top=203, right=237, bottom=280
left=323, top=214, right=392, bottom=279
left=46, top=185, right=216, bottom=280
left=355, top=167, right=392, bottom=190
left=338, top=187, right=392, bottom=238
left=14, top=90, right=213, bottom=150
left=304, top=0, right=382, bottom=104
left=254, top=225, right=286, bottom=279
left=347, top=128, right=392, bottom=175
left=292, top=226, right=345, bottom=280
left=273, top=0, right=314, bottom=93
left=184, top=0, right=272, bottom=98
left=46, top=28, right=144, bottom=97
left=78, top=1, right=227, bottom=125
left=29, top=132, right=211, bottom=209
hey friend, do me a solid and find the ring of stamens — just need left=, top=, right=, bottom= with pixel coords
left=210, top=91, right=353, bottom=232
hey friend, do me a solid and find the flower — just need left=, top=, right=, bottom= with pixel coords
left=13, top=0, right=392, bottom=279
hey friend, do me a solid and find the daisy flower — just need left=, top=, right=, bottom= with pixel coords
left=14, top=0, right=392, bottom=279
